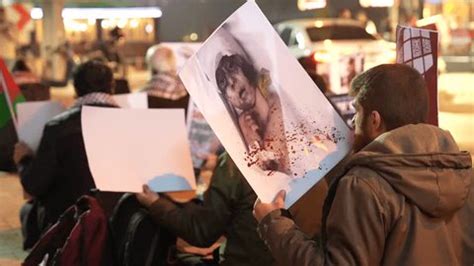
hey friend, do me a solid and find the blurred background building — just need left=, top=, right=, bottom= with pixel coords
left=0, top=0, right=472, bottom=76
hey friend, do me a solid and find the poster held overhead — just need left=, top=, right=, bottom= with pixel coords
left=81, top=106, right=196, bottom=193
left=17, top=101, right=65, bottom=152
left=396, top=25, right=438, bottom=126
left=179, top=1, right=352, bottom=207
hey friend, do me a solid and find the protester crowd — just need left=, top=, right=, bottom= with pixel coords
left=1, top=8, right=473, bottom=266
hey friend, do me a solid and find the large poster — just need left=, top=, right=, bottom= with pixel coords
left=179, top=2, right=352, bottom=207
left=396, top=25, right=438, bottom=125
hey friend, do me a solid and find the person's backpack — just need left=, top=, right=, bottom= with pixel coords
left=23, top=195, right=113, bottom=266
left=109, top=193, right=176, bottom=266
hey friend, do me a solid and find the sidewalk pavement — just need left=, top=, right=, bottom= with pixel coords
left=0, top=172, right=28, bottom=265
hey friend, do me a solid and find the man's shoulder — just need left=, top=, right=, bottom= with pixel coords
left=46, top=106, right=81, bottom=128
left=339, top=166, right=396, bottom=201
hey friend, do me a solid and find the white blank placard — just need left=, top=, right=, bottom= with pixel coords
left=81, top=106, right=196, bottom=193
left=17, top=101, right=65, bottom=152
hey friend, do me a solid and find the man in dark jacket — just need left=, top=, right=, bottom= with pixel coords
left=13, top=60, right=118, bottom=247
left=254, top=64, right=474, bottom=265
left=138, top=153, right=273, bottom=265
left=137, top=152, right=328, bottom=266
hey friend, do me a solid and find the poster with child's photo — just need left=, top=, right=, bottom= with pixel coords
left=179, top=1, right=352, bottom=207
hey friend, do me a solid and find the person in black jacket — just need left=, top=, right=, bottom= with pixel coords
left=137, top=152, right=329, bottom=266
left=13, top=60, right=118, bottom=249
left=137, top=153, right=274, bottom=266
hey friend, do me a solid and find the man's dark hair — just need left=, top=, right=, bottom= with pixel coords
left=215, top=54, right=258, bottom=95
left=350, top=63, right=428, bottom=131
left=73, top=60, right=114, bottom=97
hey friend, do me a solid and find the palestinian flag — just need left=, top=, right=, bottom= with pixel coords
left=0, top=57, right=25, bottom=129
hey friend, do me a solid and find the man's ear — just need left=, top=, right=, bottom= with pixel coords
left=368, top=110, right=386, bottom=138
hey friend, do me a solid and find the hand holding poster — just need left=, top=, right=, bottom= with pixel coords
left=82, top=107, right=196, bottom=193
left=396, top=25, right=438, bottom=125
left=179, top=2, right=352, bottom=207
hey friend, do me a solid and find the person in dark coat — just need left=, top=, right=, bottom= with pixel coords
left=13, top=60, right=118, bottom=248
left=137, top=153, right=273, bottom=265
left=137, top=152, right=328, bottom=266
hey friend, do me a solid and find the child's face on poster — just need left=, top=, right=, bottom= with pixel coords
left=223, top=67, right=257, bottom=111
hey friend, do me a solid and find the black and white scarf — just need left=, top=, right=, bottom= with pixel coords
left=72, top=92, right=118, bottom=108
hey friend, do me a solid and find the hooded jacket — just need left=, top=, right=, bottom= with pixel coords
left=258, top=124, right=473, bottom=266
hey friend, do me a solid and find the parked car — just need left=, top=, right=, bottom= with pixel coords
left=274, top=18, right=396, bottom=94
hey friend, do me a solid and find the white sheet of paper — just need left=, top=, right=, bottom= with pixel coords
left=113, top=92, right=148, bottom=109
left=81, top=106, right=196, bottom=193
left=17, top=101, right=65, bottom=152
left=179, top=2, right=353, bottom=207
